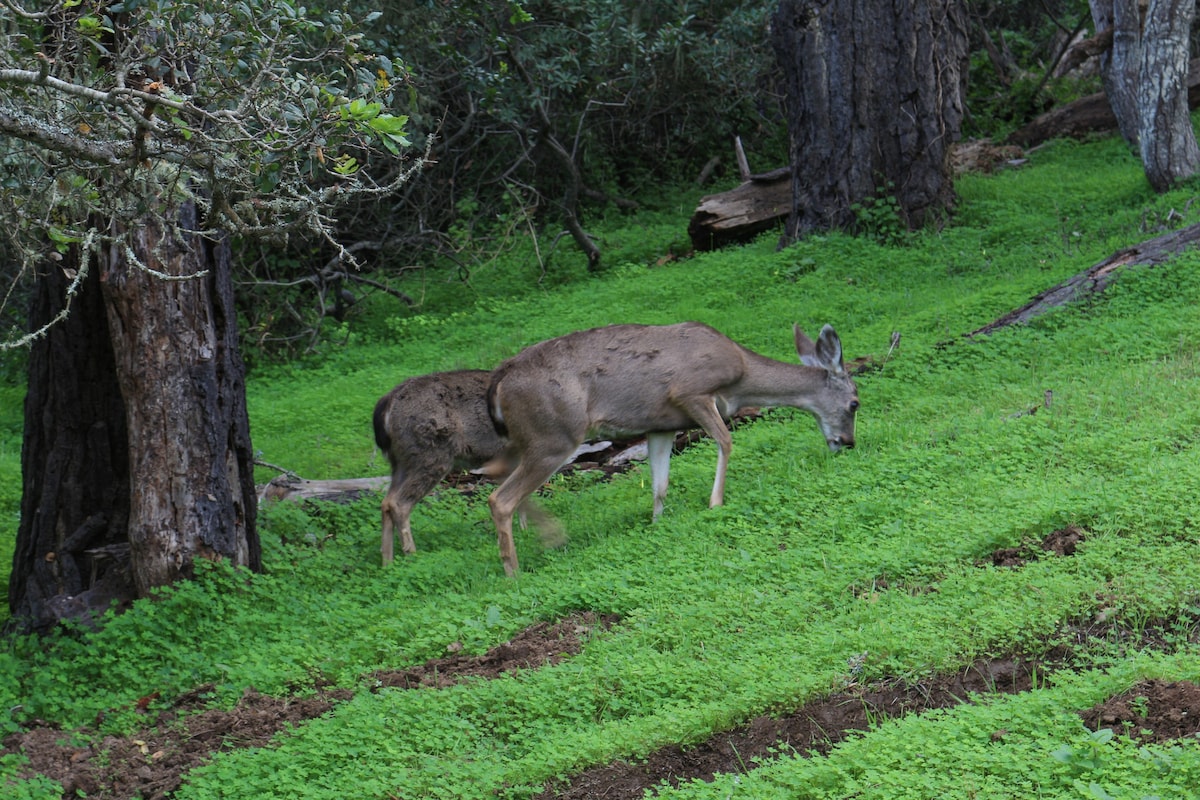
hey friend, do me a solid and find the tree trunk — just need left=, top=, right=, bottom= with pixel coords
left=769, top=0, right=969, bottom=240
left=1137, top=0, right=1200, bottom=190
left=8, top=252, right=133, bottom=632
left=7, top=204, right=260, bottom=632
left=1090, top=0, right=1200, bottom=190
left=99, top=206, right=259, bottom=596
left=1090, top=0, right=1143, bottom=146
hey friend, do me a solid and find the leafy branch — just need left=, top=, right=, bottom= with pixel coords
left=0, top=0, right=424, bottom=343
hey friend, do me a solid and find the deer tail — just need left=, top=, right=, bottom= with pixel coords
left=372, top=394, right=392, bottom=453
left=486, top=372, right=508, bottom=437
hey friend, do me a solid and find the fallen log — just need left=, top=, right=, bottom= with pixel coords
left=967, top=221, right=1200, bottom=337
left=257, top=412, right=766, bottom=506
left=1008, top=57, right=1200, bottom=149
left=688, top=138, right=1032, bottom=254
left=687, top=167, right=792, bottom=252
left=258, top=475, right=390, bottom=504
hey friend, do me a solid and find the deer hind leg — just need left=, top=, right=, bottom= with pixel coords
left=381, top=461, right=451, bottom=565
left=646, top=431, right=675, bottom=520
left=381, top=465, right=406, bottom=565
left=488, top=449, right=574, bottom=577
left=381, top=502, right=396, bottom=566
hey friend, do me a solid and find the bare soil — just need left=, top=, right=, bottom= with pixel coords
left=7, top=535, right=1200, bottom=799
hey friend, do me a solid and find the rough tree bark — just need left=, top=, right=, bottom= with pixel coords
left=9, top=252, right=132, bottom=632
left=1090, top=0, right=1200, bottom=190
left=99, top=206, right=259, bottom=595
left=1091, top=0, right=1143, bottom=146
left=8, top=203, right=260, bottom=632
left=1136, top=0, right=1200, bottom=191
left=769, top=0, right=969, bottom=240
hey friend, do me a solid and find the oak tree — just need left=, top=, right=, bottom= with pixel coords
left=1089, top=0, right=1200, bottom=191
left=0, top=0, right=419, bottom=632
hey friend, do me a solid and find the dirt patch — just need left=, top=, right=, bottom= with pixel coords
left=5, top=688, right=353, bottom=800
left=3, top=612, right=612, bottom=799
left=539, top=658, right=1041, bottom=800
left=988, top=525, right=1086, bottom=568
left=370, top=611, right=619, bottom=689
left=1081, top=679, right=1200, bottom=743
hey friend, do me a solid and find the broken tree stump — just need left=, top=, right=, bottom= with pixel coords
left=688, top=167, right=792, bottom=252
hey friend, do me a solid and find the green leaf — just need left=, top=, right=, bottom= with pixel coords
left=332, top=154, right=359, bottom=175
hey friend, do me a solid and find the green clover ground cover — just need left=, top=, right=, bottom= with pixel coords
left=3, top=134, right=1200, bottom=798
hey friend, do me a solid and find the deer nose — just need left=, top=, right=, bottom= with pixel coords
left=829, top=435, right=855, bottom=452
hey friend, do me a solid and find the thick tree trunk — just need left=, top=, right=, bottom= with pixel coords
left=769, top=0, right=969, bottom=240
left=1090, top=0, right=1200, bottom=190
left=8, top=204, right=260, bottom=632
left=1091, top=0, right=1143, bottom=146
left=8, top=252, right=133, bottom=632
left=99, top=206, right=259, bottom=596
left=1137, top=0, right=1200, bottom=190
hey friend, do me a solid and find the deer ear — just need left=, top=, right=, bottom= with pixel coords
left=815, top=325, right=845, bottom=374
left=794, top=325, right=820, bottom=366
left=796, top=324, right=845, bottom=372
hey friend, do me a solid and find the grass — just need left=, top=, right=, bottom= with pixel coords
left=4, top=133, right=1200, bottom=798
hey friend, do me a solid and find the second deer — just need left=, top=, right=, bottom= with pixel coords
left=485, top=321, right=858, bottom=576
left=373, top=370, right=509, bottom=565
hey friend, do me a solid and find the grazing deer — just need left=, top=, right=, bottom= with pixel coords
left=485, top=322, right=858, bottom=576
left=373, top=370, right=510, bottom=565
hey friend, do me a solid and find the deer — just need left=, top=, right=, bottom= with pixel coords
left=373, top=370, right=556, bottom=566
left=484, top=321, right=858, bottom=576
left=373, top=370, right=511, bottom=566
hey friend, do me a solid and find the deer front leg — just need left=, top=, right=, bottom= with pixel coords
left=678, top=397, right=733, bottom=509
left=646, top=431, right=675, bottom=520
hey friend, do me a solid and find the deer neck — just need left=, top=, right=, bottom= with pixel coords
left=722, top=354, right=826, bottom=412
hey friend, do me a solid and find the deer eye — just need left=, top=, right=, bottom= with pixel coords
left=850, top=400, right=860, bottom=412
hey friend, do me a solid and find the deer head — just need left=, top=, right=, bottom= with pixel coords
left=794, top=324, right=858, bottom=451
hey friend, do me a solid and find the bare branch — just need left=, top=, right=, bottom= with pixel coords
left=0, top=230, right=96, bottom=351
left=123, top=243, right=209, bottom=282
left=0, top=0, right=59, bottom=19
left=0, top=108, right=129, bottom=165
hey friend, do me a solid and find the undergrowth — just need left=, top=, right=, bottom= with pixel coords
left=4, top=134, right=1200, bottom=798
